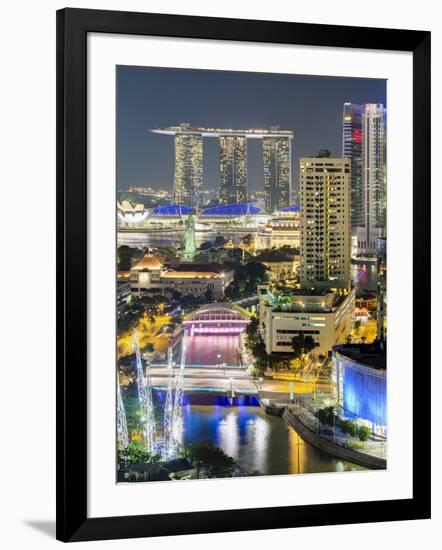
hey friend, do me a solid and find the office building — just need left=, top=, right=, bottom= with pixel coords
left=258, top=285, right=355, bottom=356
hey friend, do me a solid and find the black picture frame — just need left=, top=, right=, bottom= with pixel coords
left=56, top=7, right=431, bottom=543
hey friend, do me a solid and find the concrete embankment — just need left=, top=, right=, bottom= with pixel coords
left=282, top=408, right=386, bottom=470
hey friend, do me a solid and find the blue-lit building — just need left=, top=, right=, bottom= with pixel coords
left=332, top=344, right=386, bottom=436
left=152, top=204, right=191, bottom=216
left=200, top=203, right=261, bottom=217
left=280, top=204, right=300, bottom=213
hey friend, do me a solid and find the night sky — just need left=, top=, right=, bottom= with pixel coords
left=117, top=66, right=386, bottom=196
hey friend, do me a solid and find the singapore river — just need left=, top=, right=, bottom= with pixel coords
left=165, top=330, right=365, bottom=476
left=155, top=393, right=364, bottom=476
left=185, top=334, right=240, bottom=366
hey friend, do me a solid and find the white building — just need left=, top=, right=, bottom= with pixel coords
left=255, top=215, right=300, bottom=250
left=258, top=284, right=355, bottom=356
left=362, top=104, right=386, bottom=238
left=129, top=253, right=225, bottom=299
left=160, top=271, right=224, bottom=300
left=300, top=154, right=351, bottom=289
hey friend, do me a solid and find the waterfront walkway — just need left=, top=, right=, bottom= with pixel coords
left=283, top=396, right=387, bottom=467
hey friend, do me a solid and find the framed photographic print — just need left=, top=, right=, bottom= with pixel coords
left=56, top=8, right=431, bottom=542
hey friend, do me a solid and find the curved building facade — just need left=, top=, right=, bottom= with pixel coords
left=332, top=344, right=386, bottom=435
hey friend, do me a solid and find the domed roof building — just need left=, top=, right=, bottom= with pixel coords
left=200, top=204, right=261, bottom=217
left=152, top=204, right=191, bottom=216
left=280, top=204, right=300, bottom=213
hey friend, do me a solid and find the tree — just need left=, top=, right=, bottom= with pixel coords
left=246, top=317, right=259, bottom=343
left=182, top=442, right=238, bottom=478
left=118, top=441, right=161, bottom=465
left=358, top=425, right=371, bottom=444
left=117, top=245, right=143, bottom=271
left=318, top=406, right=336, bottom=426
left=339, top=419, right=358, bottom=437
left=291, top=333, right=316, bottom=362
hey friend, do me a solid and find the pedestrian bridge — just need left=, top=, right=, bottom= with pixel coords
left=183, top=303, right=251, bottom=334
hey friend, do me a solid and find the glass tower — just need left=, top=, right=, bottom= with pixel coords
left=263, top=135, right=292, bottom=212
left=219, top=134, right=248, bottom=204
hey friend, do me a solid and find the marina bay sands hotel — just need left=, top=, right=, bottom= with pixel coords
left=150, top=123, right=294, bottom=212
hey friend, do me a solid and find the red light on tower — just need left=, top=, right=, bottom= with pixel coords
left=352, top=129, right=362, bottom=144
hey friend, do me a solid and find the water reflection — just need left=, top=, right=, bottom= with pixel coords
left=118, top=230, right=253, bottom=249
left=177, top=400, right=364, bottom=476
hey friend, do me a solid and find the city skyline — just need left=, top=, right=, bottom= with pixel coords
left=116, top=66, right=388, bottom=483
left=117, top=66, right=386, bottom=195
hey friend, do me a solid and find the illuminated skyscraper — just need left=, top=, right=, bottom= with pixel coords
left=219, top=134, right=247, bottom=204
left=300, top=153, right=351, bottom=289
left=362, top=103, right=386, bottom=239
left=151, top=125, right=293, bottom=208
left=263, top=132, right=292, bottom=212
left=173, top=126, right=203, bottom=208
left=342, top=103, right=364, bottom=228
left=343, top=103, right=386, bottom=254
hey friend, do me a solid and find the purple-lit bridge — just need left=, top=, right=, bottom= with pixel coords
left=182, top=303, right=251, bottom=367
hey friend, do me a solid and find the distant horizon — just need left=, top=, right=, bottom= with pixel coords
left=117, top=66, right=386, bottom=196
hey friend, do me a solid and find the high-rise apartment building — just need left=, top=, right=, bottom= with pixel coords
left=342, top=103, right=386, bottom=254
left=219, top=134, right=248, bottom=204
left=263, top=133, right=292, bottom=212
left=300, top=153, right=351, bottom=289
left=342, top=103, right=364, bottom=228
left=173, top=126, right=203, bottom=208
left=362, top=103, right=386, bottom=241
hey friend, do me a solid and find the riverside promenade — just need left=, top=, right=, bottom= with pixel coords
left=282, top=399, right=387, bottom=470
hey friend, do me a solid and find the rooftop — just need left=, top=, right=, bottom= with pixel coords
left=333, top=343, right=386, bottom=371
left=131, top=254, right=163, bottom=271
left=265, top=286, right=353, bottom=313
left=117, top=271, right=131, bottom=279
left=162, top=271, right=222, bottom=279
left=151, top=124, right=293, bottom=139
